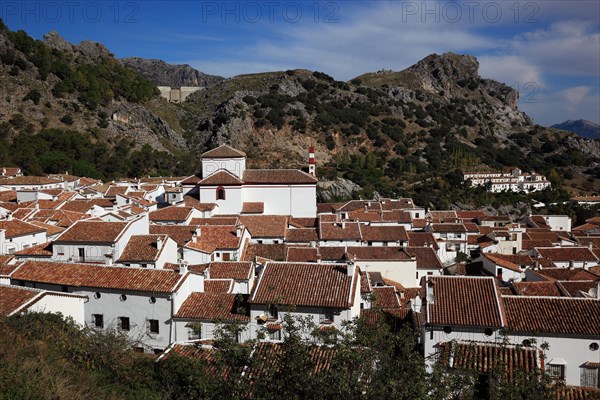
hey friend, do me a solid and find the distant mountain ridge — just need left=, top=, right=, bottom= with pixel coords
left=551, top=119, right=600, bottom=139
left=120, top=57, right=224, bottom=88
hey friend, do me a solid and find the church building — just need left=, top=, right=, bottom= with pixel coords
left=181, top=145, right=317, bottom=218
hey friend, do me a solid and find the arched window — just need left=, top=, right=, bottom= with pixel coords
left=216, top=186, right=226, bottom=200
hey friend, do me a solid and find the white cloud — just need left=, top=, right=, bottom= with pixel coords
left=478, top=55, right=543, bottom=87
left=561, top=86, right=591, bottom=106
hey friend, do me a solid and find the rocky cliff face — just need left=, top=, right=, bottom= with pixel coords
left=120, top=57, right=224, bottom=88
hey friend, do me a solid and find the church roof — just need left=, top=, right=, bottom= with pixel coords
left=243, top=169, right=317, bottom=184
left=201, top=145, right=246, bottom=159
left=198, top=170, right=243, bottom=186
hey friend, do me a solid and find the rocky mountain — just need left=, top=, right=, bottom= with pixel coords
left=0, top=20, right=598, bottom=201
left=120, top=57, right=224, bottom=88
left=551, top=119, right=600, bottom=139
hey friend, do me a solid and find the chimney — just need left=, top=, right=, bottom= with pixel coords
left=178, top=259, right=188, bottom=275
left=6, top=212, right=12, bottom=221
left=346, top=261, right=356, bottom=277
left=236, top=224, right=244, bottom=238
left=156, top=236, right=163, bottom=250
left=1, top=167, right=5, bottom=176
left=105, top=253, right=113, bottom=266
left=308, top=146, right=316, bottom=176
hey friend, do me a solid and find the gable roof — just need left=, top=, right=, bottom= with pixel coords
left=11, top=261, right=186, bottom=293
left=149, top=224, right=198, bottom=247
left=149, top=206, right=193, bottom=222
left=535, top=247, right=598, bottom=262
left=208, top=261, right=253, bottom=280
left=0, top=219, right=46, bottom=238
left=426, top=276, right=504, bottom=328
left=117, top=234, right=169, bottom=263
left=185, top=225, right=242, bottom=253
left=201, top=145, right=246, bottom=159
left=198, top=170, right=243, bottom=186
left=56, top=220, right=129, bottom=243
left=511, top=281, right=562, bottom=297
left=243, top=169, right=317, bottom=185
left=174, top=292, right=249, bottom=321
left=251, top=262, right=357, bottom=308
left=239, top=215, right=288, bottom=238
left=503, top=296, right=600, bottom=336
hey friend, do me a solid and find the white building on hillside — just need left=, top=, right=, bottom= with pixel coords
left=181, top=145, right=317, bottom=218
left=463, top=169, right=550, bottom=193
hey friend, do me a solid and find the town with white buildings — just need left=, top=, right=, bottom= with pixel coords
left=0, top=145, right=599, bottom=394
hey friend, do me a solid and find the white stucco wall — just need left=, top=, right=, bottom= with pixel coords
left=202, top=158, right=246, bottom=179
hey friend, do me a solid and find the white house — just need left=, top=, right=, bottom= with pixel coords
left=0, top=217, right=48, bottom=255
left=52, top=215, right=149, bottom=264
left=0, top=283, right=86, bottom=325
left=116, top=234, right=179, bottom=269
left=8, top=260, right=202, bottom=353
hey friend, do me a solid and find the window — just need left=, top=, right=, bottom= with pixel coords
left=118, top=317, right=130, bottom=331
left=320, top=309, right=334, bottom=323
left=92, top=314, right=104, bottom=328
left=120, top=294, right=127, bottom=301
left=94, top=292, right=101, bottom=299
left=56, top=245, right=64, bottom=256
left=581, top=365, right=599, bottom=388
left=61, top=285, right=69, bottom=293
left=149, top=297, right=156, bottom=304
left=216, top=187, right=225, bottom=200
left=187, top=323, right=200, bottom=340
left=547, top=364, right=565, bottom=381
left=269, top=329, right=281, bottom=341
left=78, top=248, right=85, bottom=261
left=268, top=304, right=278, bottom=320
left=148, top=319, right=159, bottom=334
left=590, top=342, right=599, bottom=351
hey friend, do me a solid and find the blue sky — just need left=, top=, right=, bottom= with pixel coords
left=2, top=0, right=599, bottom=126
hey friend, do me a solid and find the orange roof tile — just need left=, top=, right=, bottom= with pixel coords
left=149, top=225, right=198, bottom=247
left=241, top=202, right=264, bottom=214
left=117, top=235, right=169, bottom=263
left=57, top=220, right=129, bottom=243
left=208, top=262, right=253, bottom=280
left=251, top=262, right=357, bottom=308
left=361, top=225, right=408, bottom=242
left=511, top=281, right=562, bottom=297
left=503, top=296, right=600, bottom=336
left=11, top=261, right=186, bottom=293
left=198, top=170, right=243, bottom=186
left=243, top=169, right=317, bottom=185
left=426, top=276, right=504, bottom=328
left=0, top=219, right=46, bottom=239
left=201, top=145, right=246, bottom=159
left=174, top=292, right=249, bottom=321
left=239, top=215, right=287, bottom=238
left=284, top=228, right=318, bottom=242
left=149, top=206, right=193, bottom=222
left=185, top=225, right=242, bottom=253
left=0, top=285, right=39, bottom=315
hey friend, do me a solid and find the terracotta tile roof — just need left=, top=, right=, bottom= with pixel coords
left=555, top=386, right=600, bottom=400
left=14, top=242, right=53, bottom=257
left=182, top=196, right=217, bottom=211
left=11, top=261, right=187, bottom=293
left=0, top=284, right=40, bottom=315
left=180, top=174, right=202, bottom=185
left=239, top=215, right=288, bottom=238
left=117, top=234, right=169, bottom=263
left=535, top=247, right=598, bottom=262
left=482, top=253, right=534, bottom=273
left=407, top=232, right=439, bottom=250
left=240, top=202, right=264, bottom=214
left=240, top=242, right=286, bottom=262
left=426, top=276, right=504, bottom=328
left=27, top=221, right=65, bottom=237
left=201, top=144, right=246, bottom=159
left=285, top=246, right=318, bottom=262
left=0, top=176, right=61, bottom=186
left=149, top=224, right=198, bottom=247
left=456, top=210, right=488, bottom=220
left=0, top=167, right=21, bottom=176
left=406, top=247, right=443, bottom=270
left=104, top=186, right=129, bottom=198
left=498, top=287, right=513, bottom=296
left=524, top=231, right=565, bottom=243
left=345, top=246, right=414, bottom=261
left=371, top=286, right=401, bottom=309
left=243, top=169, right=317, bottom=185
left=192, top=216, right=239, bottom=226
left=78, top=177, right=100, bottom=187
left=204, top=279, right=233, bottom=293
left=0, top=257, right=17, bottom=276
left=174, top=292, right=249, bottom=321
left=437, top=341, right=543, bottom=376
left=503, top=296, right=600, bottom=336
left=319, top=221, right=362, bottom=241
left=208, top=262, right=253, bottom=280
left=0, top=219, right=46, bottom=238
left=511, top=281, right=562, bottom=297
left=149, top=206, right=192, bottom=222
left=361, top=225, right=408, bottom=242
left=56, top=220, right=129, bottom=243
left=0, top=191, right=17, bottom=202
left=573, top=223, right=600, bottom=233
left=28, top=209, right=88, bottom=227
left=251, top=262, right=357, bottom=308
left=587, top=216, right=600, bottom=224
left=11, top=208, right=36, bottom=220
left=285, top=227, right=318, bottom=242
left=428, top=211, right=459, bottom=223
left=288, top=217, right=317, bottom=228
left=556, top=280, right=599, bottom=298
left=60, top=199, right=114, bottom=213
left=198, top=170, right=243, bottom=186
left=429, top=223, right=468, bottom=233
left=535, top=268, right=599, bottom=282
left=185, top=225, right=241, bottom=253
left=522, top=239, right=554, bottom=250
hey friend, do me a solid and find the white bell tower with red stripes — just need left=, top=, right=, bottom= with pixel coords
left=308, top=146, right=316, bottom=177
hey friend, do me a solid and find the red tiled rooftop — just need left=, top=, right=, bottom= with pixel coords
left=0, top=219, right=46, bottom=238
left=57, top=220, right=129, bottom=243
left=208, top=262, right=253, bottom=280
left=201, top=145, right=246, bottom=159
left=174, top=292, right=249, bottom=321
left=251, top=262, right=357, bottom=308
left=0, top=285, right=39, bottom=315
left=199, top=170, right=243, bottom=186
left=149, top=206, right=193, bottom=222
left=239, top=215, right=288, bottom=238
left=243, top=169, right=317, bottom=185
left=117, top=234, right=169, bottom=262
left=150, top=224, right=198, bottom=247
left=511, top=281, right=562, bottom=297
left=503, top=296, right=600, bottom=336
left=11, top=261, right=186, bottom=293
